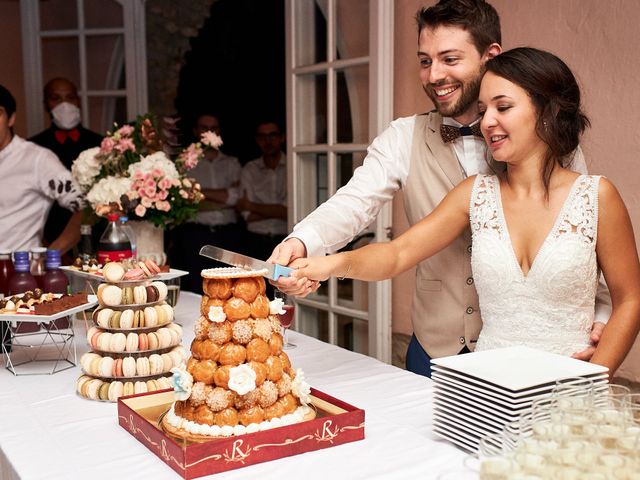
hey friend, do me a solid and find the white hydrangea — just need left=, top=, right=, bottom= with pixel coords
left=86, top=176, right=133, bottom=207
left=71, top=147, right=102, bottom=192
left=128, top=151, right=180, bottom=181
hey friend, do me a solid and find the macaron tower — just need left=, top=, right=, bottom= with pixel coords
left=161, top=268, right=314, bottom=442
left=76, top=261, right=187, bottom=402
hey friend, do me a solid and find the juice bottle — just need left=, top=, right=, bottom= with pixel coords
left=0, top=250, right=14, bottom=297
left=9, top=251, right=38, bottom=294
left=43, top=249, right=71, bottom=330
left=30, top=247, right=47, bottom=288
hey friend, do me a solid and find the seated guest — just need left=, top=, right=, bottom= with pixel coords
left=237, top=120, right=287, bottom=291
left=29, top=77, right=102, bottom=252
left=169, top=113, right=242, bottom=292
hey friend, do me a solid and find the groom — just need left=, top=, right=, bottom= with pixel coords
left=269, top=0, right=610, bottom=376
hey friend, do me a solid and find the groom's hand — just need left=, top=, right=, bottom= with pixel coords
left=571, top=322, right=606, bottom=361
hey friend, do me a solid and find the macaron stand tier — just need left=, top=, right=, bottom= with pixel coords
left=76, top=263, right=187, bottom=402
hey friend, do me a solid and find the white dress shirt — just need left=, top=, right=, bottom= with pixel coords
left=240, top=153, right=287, bottom=235
left=189, top=151, right=241, bottom=227
left=0, top=135, right=84, bottom=251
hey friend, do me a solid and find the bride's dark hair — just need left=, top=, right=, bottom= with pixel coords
left=484, top=47, right=590, bottom=192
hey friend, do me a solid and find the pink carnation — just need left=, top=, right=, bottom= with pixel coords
left=135, top=204, right=146, bottom=217
left=100, top=136, right=115, bottom=153
left=117, top=125, right=134, bottom=136
left=201, top=131, right=223, bottom=149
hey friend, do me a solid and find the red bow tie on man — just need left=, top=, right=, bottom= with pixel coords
left=55, top=128, right=80, bottom=144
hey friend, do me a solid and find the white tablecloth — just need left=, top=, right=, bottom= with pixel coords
left=0, top=292, right=467, bottom=479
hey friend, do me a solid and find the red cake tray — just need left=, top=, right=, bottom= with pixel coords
left=117, top=388, right=365, bottom=479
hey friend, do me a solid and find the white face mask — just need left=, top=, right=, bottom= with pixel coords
left=51, top=102, right=81, bottom=130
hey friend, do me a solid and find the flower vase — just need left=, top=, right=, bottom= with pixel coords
left=127, top=220, right=166, bottom=265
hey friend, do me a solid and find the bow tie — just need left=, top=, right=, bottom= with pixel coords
left=54, top=128, right=80, bottom=144
left=440, top=123, right=483, bottom=143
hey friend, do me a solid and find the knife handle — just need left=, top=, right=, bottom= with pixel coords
left=271, top=264, right=293, bottom=280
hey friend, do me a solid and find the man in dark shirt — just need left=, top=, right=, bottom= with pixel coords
left=29, top=78, right=102, bottom=248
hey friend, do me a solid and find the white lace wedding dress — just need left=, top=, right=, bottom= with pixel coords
left=470, top=174, right=601, bottom=355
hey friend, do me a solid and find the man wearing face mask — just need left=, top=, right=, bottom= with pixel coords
left=29, top=78, right=102, bottom=249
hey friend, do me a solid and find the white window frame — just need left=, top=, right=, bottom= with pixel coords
left=20, top=0, right=148, bottom=136
left=285, top=0, right=394, bottom=362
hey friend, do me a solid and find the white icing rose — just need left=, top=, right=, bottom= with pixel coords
left=170, top=367, right=193, bottom=401
left=269, top=298, right=286, bottom=315
left=208, top=306, right=226, bottom=323
left=291, top=368, right=312, bottom=405
left=227, top=364, right=257, bottom=395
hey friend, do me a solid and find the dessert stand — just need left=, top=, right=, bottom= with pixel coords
left=0, top=295, right=98, bottom=375
left=77, top=276, right=185, bottom=402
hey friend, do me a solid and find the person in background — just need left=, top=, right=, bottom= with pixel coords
left=0, top=84, right=84, bottom=253
left=169, top=112, right=242, bottom=291
left=29, top=77, right=102, bottom=254
left=269, top=0, right=611, bottom=377
left=237, top=120, right=288, bottom=263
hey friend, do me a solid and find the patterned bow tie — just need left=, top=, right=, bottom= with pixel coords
left=54, top=128, right=80, bottom=144
left=440, top=123, right=483, bottom=143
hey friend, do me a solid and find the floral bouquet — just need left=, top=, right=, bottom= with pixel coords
left=72, top=114, right=222, bottom=227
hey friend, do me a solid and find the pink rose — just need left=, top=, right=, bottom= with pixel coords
left=144, top=186, right=157, bottom=198
left=157, top=190, right=169, bottom=200
left=179, top=189, right=189, bottom=199
left=133, top=171, right=145, bottom=180
left=201, top=131, right=223, bottom=148
left=134, top=204, right=146, bottom=217
left=156, top=200, right=171, bottom=212
left=159, top=178, right=172, bottom=190
left=127, top=190, right=139, bottom=200
left=141, top=197, right=153, bottom=208
left=152, top=168, right=163, bottom=178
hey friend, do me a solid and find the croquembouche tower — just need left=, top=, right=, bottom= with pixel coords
left=163, top=267, right=313, bottom=440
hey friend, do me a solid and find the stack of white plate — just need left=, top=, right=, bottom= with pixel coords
left=430, top=346, right=609, bottom=453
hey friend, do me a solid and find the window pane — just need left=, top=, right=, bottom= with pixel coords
left=295, top=73, right=327, bottom=145
left=294, top=0, right=327, bottom=66
left=42, top=37, right=80, bottom=90
left=84, top=0, right=123, bottom=29
left=337, top=315, right=368, bottom=354
left=86, top=34, right=126, bottom=91
left=337, top=151, right=365, bottom=189
left=297, top=305, right=328, bottom=343
left=295, top=152, right=328, bottom=221
left=336, top=66, right=368, bottom=144
left=335, top=0, right=368, bottom=60
left=87, top=96, right=127, bottom=135
left=40, top=0, right=78, bottom=30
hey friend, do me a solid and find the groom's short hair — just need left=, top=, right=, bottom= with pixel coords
left=415, top=0, right=501, bottom=55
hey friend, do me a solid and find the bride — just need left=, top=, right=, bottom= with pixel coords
left=290, top=48, right=640, bottom=375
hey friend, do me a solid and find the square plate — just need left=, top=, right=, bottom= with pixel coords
left=432, top=365, right=609, bottom=399
left=435, top=406, right=503, bottom=437
left=434, top=384, right=529, bottom=418
left=430, top=346, right=609, bottom=391
left=433, top=398, right=506, bottom=430
left=433, top=426, right=478, bottom=453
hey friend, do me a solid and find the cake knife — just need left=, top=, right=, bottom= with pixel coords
left=199, top=245, right=293, bottom=280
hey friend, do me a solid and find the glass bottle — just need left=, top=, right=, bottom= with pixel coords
left=79, top=224, right=95, bottom=260
left=119, top=216, right=137, bottom=259
left=30, top=247, right=47, bottom=289
left=97, top=213, right=133, bottom=264
left=9, top=251, right=38, bottom=294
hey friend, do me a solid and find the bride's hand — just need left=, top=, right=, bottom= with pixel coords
left=289, top=255, right=344, bottom=282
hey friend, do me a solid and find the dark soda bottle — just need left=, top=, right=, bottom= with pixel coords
left=97, top=213, right=133, bottom=264
left=79, top=224, right=95, bottom=260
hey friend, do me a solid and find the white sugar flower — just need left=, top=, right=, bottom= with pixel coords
left=170, top=367, right=193, bottom=401
left=269, top=298, right=286, bottom=315
left=291, top=368, right=311, bottom=405
left=228, top=364, right=257, bottom=395
left=208, top=306, right=226, bottom=323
